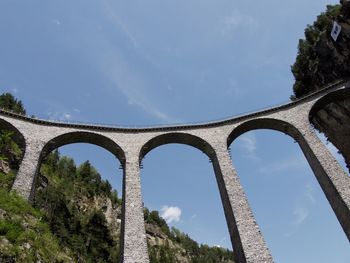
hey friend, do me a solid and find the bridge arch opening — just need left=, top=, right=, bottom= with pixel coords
left=0, top=118, right=26, bottom=189
left=33, top=131, right=125, bottom=262
left=228, top=119, right=350, bottom=262
left=139, top=132, right=234, bottom=261
left=309, top=88, right=350, bottom=174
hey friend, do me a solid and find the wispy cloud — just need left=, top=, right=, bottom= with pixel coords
left=46, top=108, right=81, bottom=121
left=225, top=78, right=241, bottom=97
left=258, top=155, right=306, bottom=175
left=47, top=111, right=72, bottom=121
left=87, top=6, right=179, bottom=124
left=238, top=133, right=258, bottom=160
left=101, top=5, right=138, bottom=49
left=305, top=183, right=316, bottom=204
left=52, top=19, right=61, bottom=26
left=293, top=205, right=309, bottom=225
left=104, top=59, right=178, bottom=123
left=287, top=182, right=316, bottom=237
left=221, top=9, right=258, bottom=36
left=161, top=205, right=182, bottom=223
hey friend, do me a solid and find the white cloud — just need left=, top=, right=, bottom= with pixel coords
left=161, top=206, right=182, bottom=223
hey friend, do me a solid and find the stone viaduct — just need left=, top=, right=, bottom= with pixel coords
left=1, top=80, right=350, bottom=263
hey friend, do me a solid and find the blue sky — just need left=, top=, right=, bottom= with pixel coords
left=1, top=0, right=349, bottom=262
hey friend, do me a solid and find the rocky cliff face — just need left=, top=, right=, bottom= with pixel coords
left=291, top=1, right=350, bottom=171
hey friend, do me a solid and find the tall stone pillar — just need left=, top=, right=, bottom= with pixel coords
left=297, top=124, right=350, bottom=241
left=12, top=138, right=45, bottom=201
left=120, top=153, right=149, bottom=263
left=213, top=145, right=274, bottom=263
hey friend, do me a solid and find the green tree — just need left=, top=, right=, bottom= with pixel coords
left=84, top=210, right=116, bottom=262
left=291, top=2, right=349, bottom=98
left=0, top=92, right=26, bottom=115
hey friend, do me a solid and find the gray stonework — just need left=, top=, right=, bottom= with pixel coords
left=0, top=80, right=349, bottom=262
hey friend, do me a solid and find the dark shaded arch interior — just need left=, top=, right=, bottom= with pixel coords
left=309, top=88, right=350, bottom=122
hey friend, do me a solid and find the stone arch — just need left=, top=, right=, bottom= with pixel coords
left=308, top=87, right=350, bottom=171
left=0, top=118, right=26, bottom=169
left=227, top=116, right=350, bottom=245
left=40, top=131, right=125, bottom=164
left=140, top=132, right=216, bottom=161
left=309, top=87, right=350, bottom=119
left=227, top=118, right=303, bottom=147
left=139, top=132, right=239, bottom=256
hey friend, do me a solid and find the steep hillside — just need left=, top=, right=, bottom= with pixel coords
left=291, top=1, right=350, bottom=170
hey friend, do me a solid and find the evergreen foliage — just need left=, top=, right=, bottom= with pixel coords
left=0, top=189, right=73, bottom=262
left=0, top=130, right=23, bottom=166
left=0, top=93, right=26, bottom=115
left=34, top=152, right=119, bottom=263
left=291, top=2, right=350, bottom=98
left=144, top=207, right=234, bottom=262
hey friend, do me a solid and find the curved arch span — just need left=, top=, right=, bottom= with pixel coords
left=308, top=87, right=350, bottom=171
left=40, top=131, right=125, bottom=164
left=140, top=132, right=216, bottom=161
left=227, top=118, right=303, bottom=147
left=309, top=87, right=350, bottom=121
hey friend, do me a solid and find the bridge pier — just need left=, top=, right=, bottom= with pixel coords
left=297, top=124, right=350, bottom=241
left=213, top=145, right=274, bottom=263
left=120, top=153, right=149, bottom=263
left=11, top=138, right=45, bottom=201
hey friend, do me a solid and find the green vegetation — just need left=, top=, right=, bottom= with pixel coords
left=0, top=130, right=23, bottom=165
left=0, top=189, right=73, bottom=262
left=144, top=208, right=234, bottom=263
left=291, top=2, right=350, bottom=99
left=34, top=151, right=120, bottom=262
left=0, top=92, right=26, bottom=115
